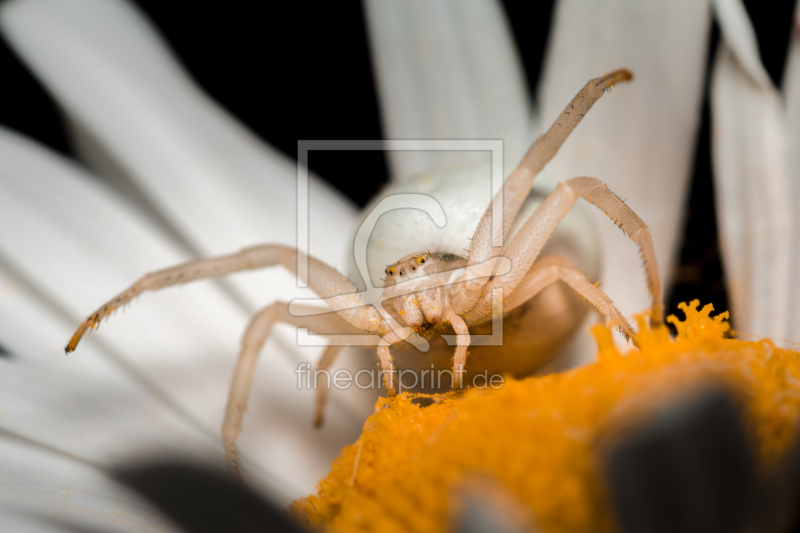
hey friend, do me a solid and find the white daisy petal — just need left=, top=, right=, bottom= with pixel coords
left=0, top=0, right=372, bottom=441
left=0, top=435, right=179, bottom=533
left=537, top=0, right=712, bottom=317
left=0, top=271, right=203, bottom=530
left=0, top=359, right=220, bottom=481
left=364, top=0, right=529, bottom=180
left=782, top=1, right=800, bottom=339
left=0, top=265, right=218, bottom=464
left=713, top=0, right=773, bottom=87
left=0, top=128, right=361, bottom=499
left=0, top=0, right=359, bottom=313
left=711, top=0, right=792, bottom=339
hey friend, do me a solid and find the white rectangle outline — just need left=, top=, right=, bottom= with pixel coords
left=296, top=139, right=504, bottom=287
left=295, top=139, right=505, bottom=348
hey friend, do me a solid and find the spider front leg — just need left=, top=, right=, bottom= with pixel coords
left=441, top=69, right=645, bottom=390
left=455, top=177, right=660, bottom=357
left=467, top=68, right=633, bottom=268
left=223, top=302, right=362, bottom=475
left=444, top=308, right=470, bottom=389
left=504, top=256, right=637, bottom=343
left=66, top=244, right=384, bottom=352
left=307, top=326, right=396, bottom=423
left=313, top=345, right=343, bottom=428
left=377, top=330, right=403, bottom=396
left=443, top=254, right=637, bottom=391
left=492, top=177, right=662, bottom=325
left=65, top=244, right=392, bottom=474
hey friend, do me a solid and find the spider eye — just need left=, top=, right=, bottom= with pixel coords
left=411, top=266, right=416, bottom=271
left=386, top=267, right=395, bottom=276
left=416, top=255, right=427, bottom=265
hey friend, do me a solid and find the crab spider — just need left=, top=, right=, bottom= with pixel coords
left=66, top=68, right=661, bottom=474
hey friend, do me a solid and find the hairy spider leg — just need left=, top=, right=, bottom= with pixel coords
left=65, top=244, right=401, bottom=474
left=434, top=69, right=640, bottom=383
left=312, top=345, right=344, bottom=428
left=475, top=177, right=661, bottom=325
left=443, top=308, right=470, bottom=388
left=503, top=256, right=636, bottom=342
left=467, top=68, right=633, bottom=268
left=223, top=302, right=362, bottom=475
left=66, top=245, right=388, bottom=354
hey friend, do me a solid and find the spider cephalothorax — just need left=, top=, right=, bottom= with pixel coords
left=66, top=68, right=661, bottom=474
left=384, top=252, right=467, bottom=328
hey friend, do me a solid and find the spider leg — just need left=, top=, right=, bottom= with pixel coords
left=377, top=330, right=403, bottom=396
left=223, top=302, right=361, bottom=476
left=66, top=244, right=387, bottom=352
left=313, top=345, right=343, bottom=428
left=468, top=69, right=633, bottom=266
left=505, top=256, right=636, bottom=343
left=473, top=177, right=661, bottom=324
left=64, top=244, right=393, bottom=474
left=443, top=308, right=470, bottom=388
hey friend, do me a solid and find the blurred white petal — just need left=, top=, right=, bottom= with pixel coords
left=0, top=0, right=374, bottom=438
left=537, top=0, right=711, bottom=317
left=0, top=0, right=374, bottom=502
left=0, top=265, right=211, bottom=531
left=714, top=0, right=773, bottom=86
left=0, top=0, right=358, bottom=314
left=783, top=1, right=800, bottom=339
left=0, top=265, right=216, bottom=464
left=0, top=128, right=361, bottom=499
left=711, top=0, right=792, bottom=339
left=364, top=0, right=529, bottom=180
left=0, top=435, right=179, bottom=532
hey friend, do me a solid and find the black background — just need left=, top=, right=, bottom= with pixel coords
left=0, top=0, right=795, bottom=328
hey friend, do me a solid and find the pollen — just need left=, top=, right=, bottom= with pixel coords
left=291, top=301, right=800, bottom=532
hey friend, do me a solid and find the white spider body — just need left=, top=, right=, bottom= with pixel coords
left=67, top=69, right=662, bottom=474
left=360, top=163, right=600, bottom=291
left=354, top=162, right=603, bottom=380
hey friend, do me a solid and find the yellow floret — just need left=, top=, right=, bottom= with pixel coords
left=291, top=301, right=800, bottom=532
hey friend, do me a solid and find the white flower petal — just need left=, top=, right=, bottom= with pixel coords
left=537, top=0, right=712, bottom=317
left=0, top=359, right=219, bottom=481
left=0, top=0, right=374, bottom=451
left=364, top=0, right=530, bottom=179
left=782, top=1, right=800, bottom=340
left=0, top=0, right=359, bottom=312
left=0, top=265, right=218, bottom=464
left=0, top=128, right=361, bottom=499
left=713, top=0, right=773, bottom=87
left=0, top=435, right=179, bottom=532
left=711, top=0, right=792, bottom=339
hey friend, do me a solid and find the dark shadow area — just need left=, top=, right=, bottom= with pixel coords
left=115, top=460, right=306, bottom=533
left=605, top=388, right=756, bottom=533
left=0, top=342, right=13, bottom=359
left=666, top=22, right=729, bottom=329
